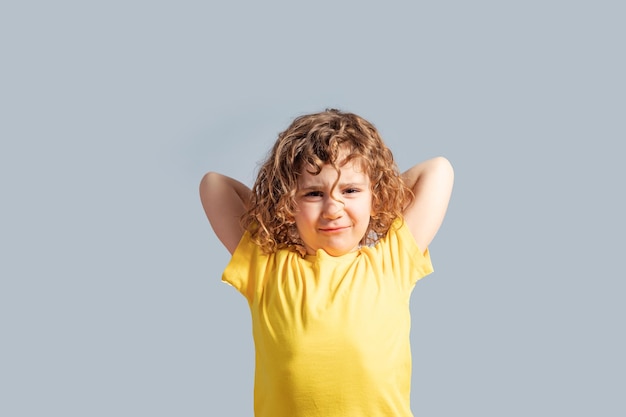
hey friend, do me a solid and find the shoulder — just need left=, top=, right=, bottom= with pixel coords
left=365, top=217, right=433, bottom=283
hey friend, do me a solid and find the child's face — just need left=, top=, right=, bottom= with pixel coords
left=293, top=157, right=373, bottom=257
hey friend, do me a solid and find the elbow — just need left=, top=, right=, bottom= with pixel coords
left=200, top=171, right=220, bottom=182
left=431, top=157, right=454, bottom=192
left=199, top=171, right=222, bottom=200
left=432, top=156, right=454, bottom=179
left=199, top=171, right=222, bottom=190
left=433, top=155, right=453, bottom=168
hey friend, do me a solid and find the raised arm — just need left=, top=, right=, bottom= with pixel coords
left=401, top=157, right=454, bottom=252
left=199, top=172, right=251, bottom=255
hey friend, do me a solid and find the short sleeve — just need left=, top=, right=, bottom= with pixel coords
left=373, top=217, right=434, bottom=286
left=222, top=231, right=265, bottom=300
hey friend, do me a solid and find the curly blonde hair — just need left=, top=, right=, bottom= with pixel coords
left=242, top=109, right=412, bottom=254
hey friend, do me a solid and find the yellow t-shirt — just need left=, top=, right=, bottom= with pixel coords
left=222, top=218, right=433, bottom=417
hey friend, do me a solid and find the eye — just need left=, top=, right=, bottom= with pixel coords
left=304, top=191, right=323, bottom=198
left=343, top=188, right=360, bottom=194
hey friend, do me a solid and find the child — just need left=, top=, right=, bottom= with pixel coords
left=199, top=109, right=454, bottom=417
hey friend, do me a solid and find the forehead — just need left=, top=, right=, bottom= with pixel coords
left=297, top=157, right=370, bottom=185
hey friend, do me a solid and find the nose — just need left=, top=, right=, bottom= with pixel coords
left=322, top=195, right=345, bottom=219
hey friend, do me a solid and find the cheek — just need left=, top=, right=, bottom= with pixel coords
left=293, top=207, right=314, bottom=225
left=365, top=194, right=375, bottom=216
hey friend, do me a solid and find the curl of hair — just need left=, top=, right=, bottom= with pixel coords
left=241, top=109, right=413, bottom=255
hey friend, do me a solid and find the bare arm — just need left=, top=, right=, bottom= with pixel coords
left=401, top=157, right=454, bottom=252
left=199, top=172, right=251, bottom=255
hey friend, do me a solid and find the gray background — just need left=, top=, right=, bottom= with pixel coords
left=1, top=1, right=624, bottom=416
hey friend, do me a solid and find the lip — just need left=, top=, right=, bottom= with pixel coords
left=318, top=226, right=350, bottom=233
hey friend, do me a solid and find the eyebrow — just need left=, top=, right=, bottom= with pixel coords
left=298, top=182, right=369, bottom=191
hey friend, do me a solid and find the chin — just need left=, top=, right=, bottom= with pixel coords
left=326, top=246, right=357, bottom=257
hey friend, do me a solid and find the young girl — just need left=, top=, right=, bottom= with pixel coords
left=200, top=109, right=454, bottom=417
